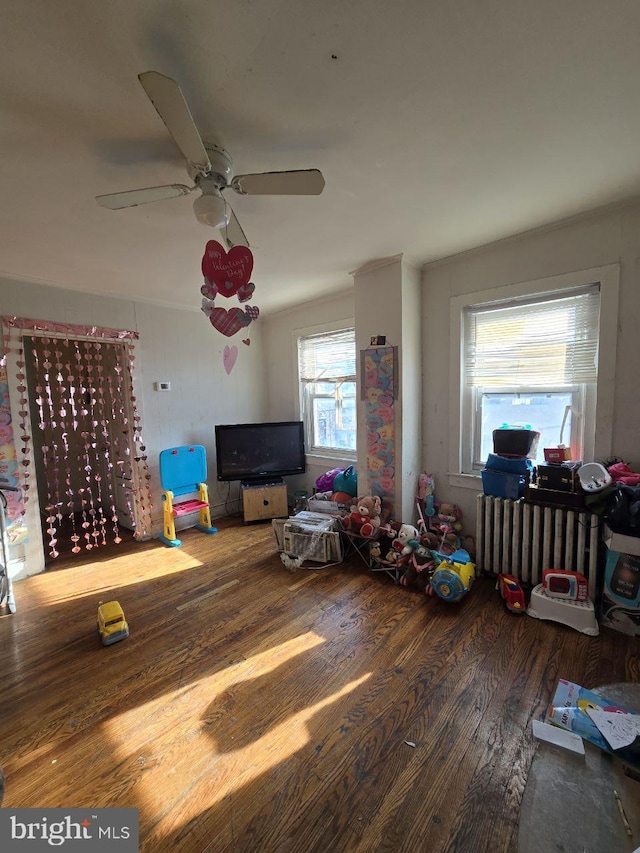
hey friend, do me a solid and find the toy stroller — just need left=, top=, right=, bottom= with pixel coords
left=0, top=488, right=17, bottom=614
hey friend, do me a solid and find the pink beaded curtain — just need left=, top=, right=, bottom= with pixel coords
left=1, top=317, right=152, bottom=557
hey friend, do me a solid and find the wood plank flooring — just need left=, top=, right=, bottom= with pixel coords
left=1, top=515, right=638, bottom=852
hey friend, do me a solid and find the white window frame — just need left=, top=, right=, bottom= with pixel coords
left=448, top=265, right=619, bottom=489
left=469, top=384, right=586, bottom=472
left=294, top=319, right=357, bottom=463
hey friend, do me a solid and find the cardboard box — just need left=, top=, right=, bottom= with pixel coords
left=599, top=545, right=640, bottom=636
left=602, top=523, right=640, bottom=557
left=544, top=447, right=572, bottom=463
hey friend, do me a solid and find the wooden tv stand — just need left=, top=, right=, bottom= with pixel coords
left=241, top=479, right=288, bottom=523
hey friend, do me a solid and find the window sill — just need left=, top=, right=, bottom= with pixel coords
left=447, top=472, right=482, bottom=490
left=306, top=451, right=356, bottom=467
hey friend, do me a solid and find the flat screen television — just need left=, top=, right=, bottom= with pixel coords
left=215, top=421, right=306, bottom=483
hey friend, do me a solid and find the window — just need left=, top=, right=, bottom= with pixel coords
left=449, top=265, right=619, bottom=486
left=463, top=286, right=600, bottom=469
left=297, top=327, right=356, bottom=457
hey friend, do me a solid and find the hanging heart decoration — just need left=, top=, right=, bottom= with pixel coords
left=242, top=338, right=251, bottom=346
left=208, top=306, right=252, bottom=338
left=237, top=281, right=255, bottom=303
left=201, top=280, right=218, bottom=300
left=245, top=305, right=260, bottom=321
left=201, top=240, right=253, bottom=296
left=223, top=345, right=239, bottom=374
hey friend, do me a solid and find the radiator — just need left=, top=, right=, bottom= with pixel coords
left=475, top=495, right=600, bottom=599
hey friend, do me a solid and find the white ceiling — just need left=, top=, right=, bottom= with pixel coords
left=3, top=0, right=640, bottom=315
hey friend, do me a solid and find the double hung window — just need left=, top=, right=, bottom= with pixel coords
left=297, top=327, right=356, bottom=457
left=462, top=286, right=601, bottom=470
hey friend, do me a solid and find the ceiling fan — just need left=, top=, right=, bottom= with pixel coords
left=95, top=71, right=325, bottom=248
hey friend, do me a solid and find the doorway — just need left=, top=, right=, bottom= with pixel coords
left=23, top=334, right=141, bottom=562
left=2, top=317, right=158, bottom=562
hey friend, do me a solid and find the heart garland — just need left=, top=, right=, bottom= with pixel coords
left=200, top=241, right=260, bottom=352
left=202, top=240, right=253, bottom=293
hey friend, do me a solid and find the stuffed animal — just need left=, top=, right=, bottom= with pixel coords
left=331, top=491, right=355, bottom=505
left=342, top=494, right=382, bottom=537
left=369, top=540, right=382, bottom=567
left=429, top=502, right=463, bottom=555
left=375, top=519, right=402, bottom=563
left=399, top=531, right=440, bottom=592
left=434, top=502, right=463, bottom=531
left=397, top=523, right=420, bottom=555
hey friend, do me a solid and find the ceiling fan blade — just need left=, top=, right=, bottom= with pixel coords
left=231, top=169, right=325, bottom=196
left=96, top=184, right=194, bottom=210
left=222, top=204, right=250, bottom=249
left=138, top=71, right=211, bottom=175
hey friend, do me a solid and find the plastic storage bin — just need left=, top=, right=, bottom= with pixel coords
left=492, top=428, right=540, bottom=458
left=485, top=454, right=533, bottom=476
left=481, top=469, right=527, bottom=500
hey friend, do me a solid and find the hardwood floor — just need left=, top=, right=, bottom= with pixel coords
left=1, top=515, right=638, bottom=852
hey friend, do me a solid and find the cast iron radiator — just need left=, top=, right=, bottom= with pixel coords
left=475, top=495, right=600, bottom=599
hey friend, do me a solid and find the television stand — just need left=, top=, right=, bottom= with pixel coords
left=241, top=479, right=288, bottom=523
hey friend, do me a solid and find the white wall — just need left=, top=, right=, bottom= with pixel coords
left=422, top=201, right=640, bottom=528
left=353, top=256, right=422, bottom=520
left=0, top=276, right=267, bottom=575
left=263, top=288, right=355, bottom=498
left=400, top=259, right=422, bottom=521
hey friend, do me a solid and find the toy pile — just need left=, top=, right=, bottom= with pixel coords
left=311, top=467, right=477, bottom=603
left=373, top=473, right=477, bottom=603
left=481, top=425, right=538, bottom=500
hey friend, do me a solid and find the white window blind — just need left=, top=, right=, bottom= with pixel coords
left=464, top=286, right=600, bottom=387
left=298, top=328, right=356, bottom=382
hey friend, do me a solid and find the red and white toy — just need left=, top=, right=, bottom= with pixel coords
left=542, top=570, right=589, bottom=601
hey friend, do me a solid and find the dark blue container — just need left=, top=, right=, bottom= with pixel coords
left=481, top=469, right=527, bottom=500
left=485, top=454, right=534, bottom=475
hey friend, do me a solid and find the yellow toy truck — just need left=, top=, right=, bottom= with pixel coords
left=97, top=600, right=129, bottom=646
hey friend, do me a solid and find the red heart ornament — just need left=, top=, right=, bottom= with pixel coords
left=237, top=282, right=255, bottom=303
left=245, top=305, right=260, bottom=321
left=242, top=338, right=251, bottom=346
left=202, top=240, right=253, bottom=296
left=209, top=306, right=252, bottom=337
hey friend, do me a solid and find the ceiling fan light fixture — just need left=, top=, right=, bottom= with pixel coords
left=193, top=190, right=230, bottom=229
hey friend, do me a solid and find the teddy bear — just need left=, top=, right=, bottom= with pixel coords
left=429, top=502, right=463, bottom=555
left=396, top=523, right=420, bottom=555
left=399, top=530, right=440, bottom=592
left=342, top=494, right=382, bottom=538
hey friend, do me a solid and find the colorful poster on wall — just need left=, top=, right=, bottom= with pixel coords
left=362, top=346, right=396, bottom=508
